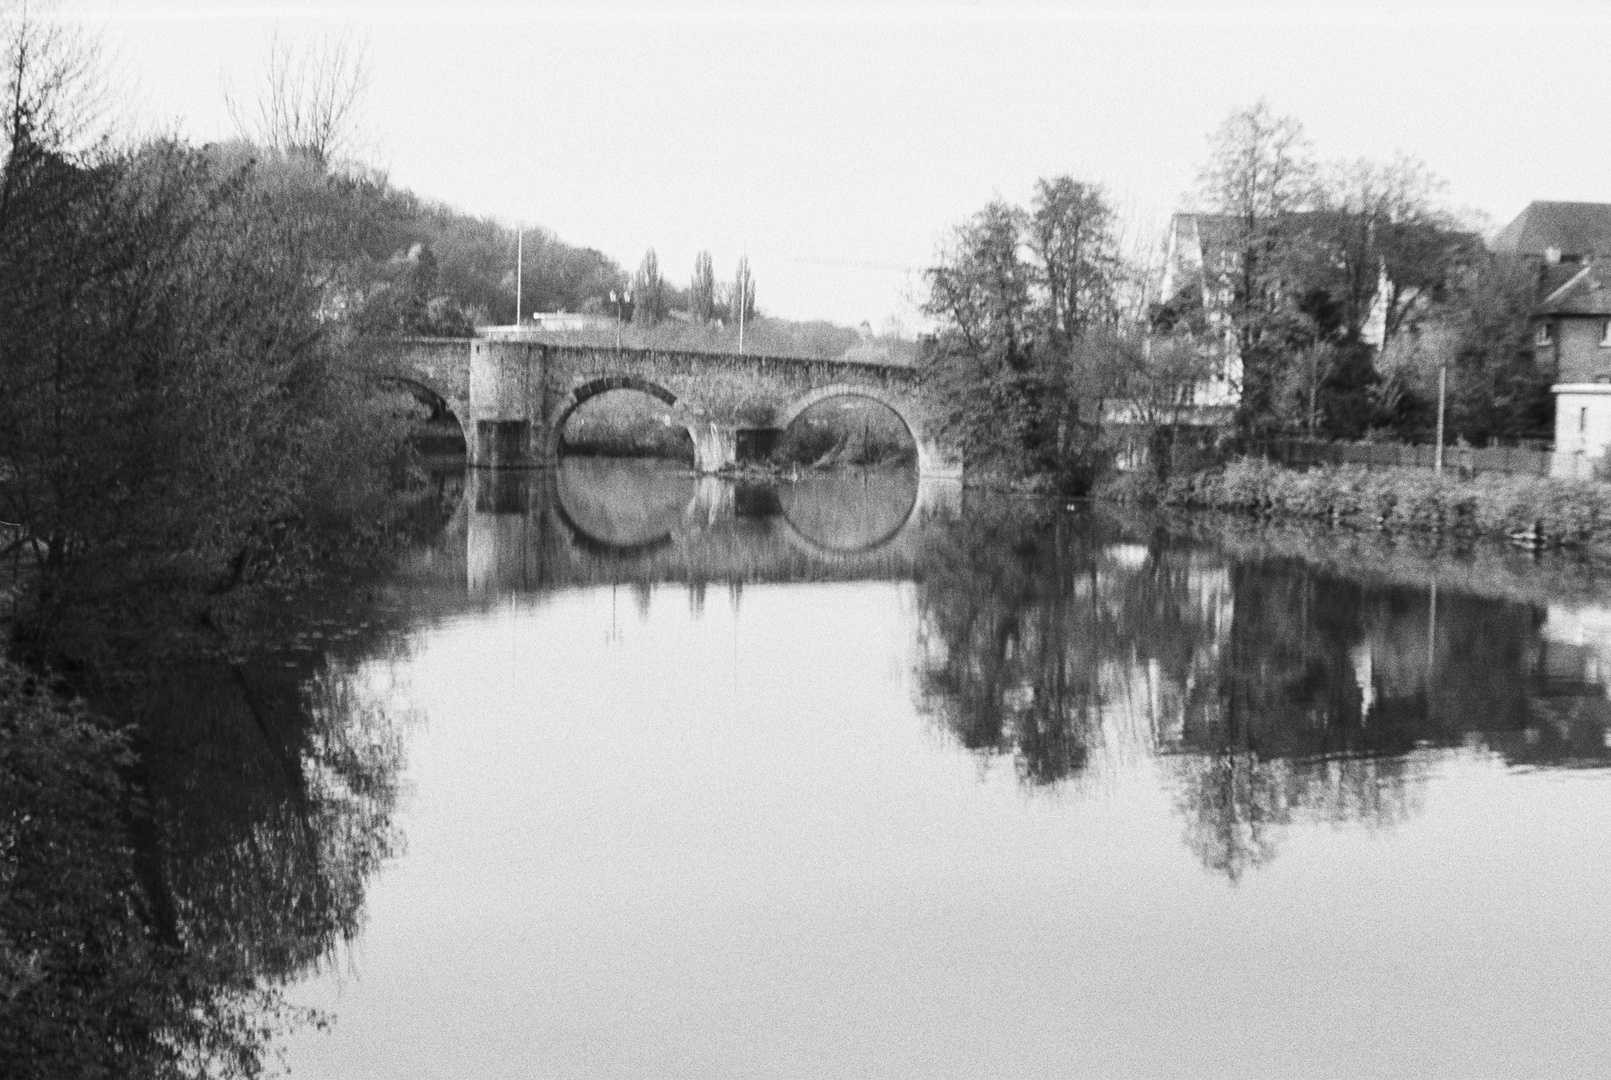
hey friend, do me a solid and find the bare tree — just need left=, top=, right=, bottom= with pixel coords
left=1, top=0, right=103, bottom=163
left=1197, top=99, right=1317, bottom=430
left=1083, top=333, right=1219, bottom=432
left=227, top=31, right=367, bottom=165
left=1199, top=99, right=1315, bottom=236
left=1311, top=155, right=1469, bottom=345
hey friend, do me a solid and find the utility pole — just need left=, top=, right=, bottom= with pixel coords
left=1434, top=360, right=1447, bottom=475
left=515, top=226, right=524, bottom=326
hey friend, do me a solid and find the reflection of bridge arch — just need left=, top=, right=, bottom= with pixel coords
left=550, top=458, right=697, bottom=554
left=550, top=460, right=920, bottom=563
left=774, top=472, right=921, bottom=558
left=463, top=465, right=957, bottom=592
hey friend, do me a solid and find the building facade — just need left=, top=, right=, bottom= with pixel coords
left=1494, top=201, right=1611, bottom=477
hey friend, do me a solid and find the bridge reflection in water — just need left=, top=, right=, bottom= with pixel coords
left=461, top=459, right=961, bottom=593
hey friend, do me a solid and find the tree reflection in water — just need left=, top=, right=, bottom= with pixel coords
left=1, top=649, right=405, bottom=1079
left=912, top=500, right=1611, bottom=881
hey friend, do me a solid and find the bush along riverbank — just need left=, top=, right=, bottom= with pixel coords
left=1101, top=458, right=1611, bottom=549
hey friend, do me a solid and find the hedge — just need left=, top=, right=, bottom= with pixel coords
left=1127, top=459, right=1611, bottom=547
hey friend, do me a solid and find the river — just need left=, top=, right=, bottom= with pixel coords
left=99, top=459, right=1611, bottom=1077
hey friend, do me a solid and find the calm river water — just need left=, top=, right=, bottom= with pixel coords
left=265, top=459, right=1611, bottom=1079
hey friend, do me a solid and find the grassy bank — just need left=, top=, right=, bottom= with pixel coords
left=1104, top=458, right=1611, bottom=548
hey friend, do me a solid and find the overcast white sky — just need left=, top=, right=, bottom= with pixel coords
left=72, top=0, right=1611, bottom=327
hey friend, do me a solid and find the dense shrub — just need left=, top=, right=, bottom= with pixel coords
left=1147, top=459, right=1611, bottom=546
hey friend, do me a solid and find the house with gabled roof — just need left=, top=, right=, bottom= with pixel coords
left=1154, top=213, right=1247, bottom=423
left=1493, top=201, right=1611, bottom=264
left=1495, top=201, right=1611, bottom=477
left=1529, top=256, right=1611, bottom=476
left=1157, top=210, right=1421, bottom=424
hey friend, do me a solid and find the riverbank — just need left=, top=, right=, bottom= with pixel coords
left=1099, top=458, right=1611, bottom=550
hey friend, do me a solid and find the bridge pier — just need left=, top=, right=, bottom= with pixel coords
left=468, top=339, right=550, bottom=468
left=688, top=421, right=737, bottom=473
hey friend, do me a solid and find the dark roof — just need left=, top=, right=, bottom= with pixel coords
left=1178, top=213, right=1240, bottom=257
left=1493, top=202, right=1611, bottom=258
left=1537, top=261, right=1583, bottom=297
left=1174, top=211, right=1338, bottom=253
left=1536, top=261, right=1611, bottom=317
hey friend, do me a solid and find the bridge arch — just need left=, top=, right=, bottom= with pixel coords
left=379, top=374, right=468, bottom=456
left=775, top=382, right=935, bottom=473
left=550, top=374, right=732, bottom=472
left=380, top=374, right=458, bottom=422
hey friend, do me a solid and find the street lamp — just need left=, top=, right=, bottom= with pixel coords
left=609, top=289, right=632, bottom=348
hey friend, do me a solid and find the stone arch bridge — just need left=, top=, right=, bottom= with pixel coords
left=362, top=334, right=961, bottom=477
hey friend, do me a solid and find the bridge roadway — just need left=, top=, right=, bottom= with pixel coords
left=364, top=333, right=961, bottom=477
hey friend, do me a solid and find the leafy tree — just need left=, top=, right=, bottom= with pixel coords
left=1445, top=255, right=1553, bottom=444
left=1028, top=176, right=1122, bottom=346
left=1269, top=340, right=1380, bottom=439
left=0, top=116, right=413, bottom=657
left=923, top=181, right=1138, bottom=484
left=921, top=199, right=1052, bottom=473
left=689, top=249, right=716, bottom=322
left=632, top=247, right=665, bottom=325
left=731, top=254, right=756, bottom=323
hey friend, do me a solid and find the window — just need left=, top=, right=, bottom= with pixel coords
left=1582, top=407, right=1589, bottom=435
left=1601, top=319, right=1611, bottom=346
left=1536, top=321, right=1555, bottom=347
